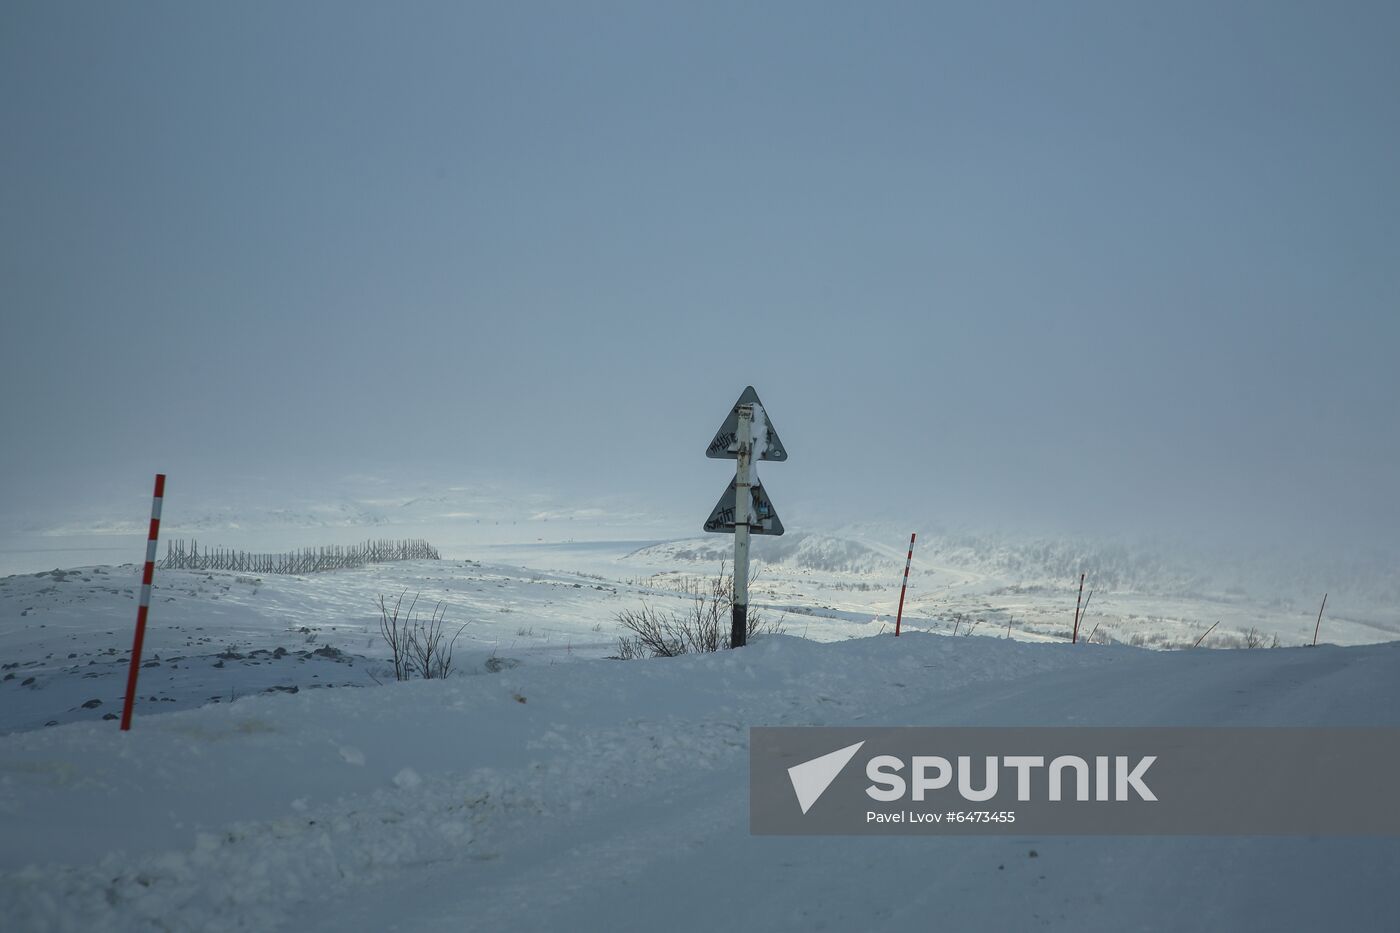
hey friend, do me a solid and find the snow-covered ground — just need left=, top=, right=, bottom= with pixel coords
left=2, top=532, right=1396, bottom=737
left=2, top=535, right=1398, bottom=930
left=3, top=628, right=1398, bottom=931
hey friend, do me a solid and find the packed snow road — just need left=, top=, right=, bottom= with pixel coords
left=3, top=634, right=1397, bottom=931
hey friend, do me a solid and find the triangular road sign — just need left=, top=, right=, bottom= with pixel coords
left=706, top=386, right=788, bottom=461
left=703, top=477, right=784, bottom=535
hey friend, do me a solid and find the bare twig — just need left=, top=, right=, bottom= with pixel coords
left=1071, top=573, right=1086, bottom=643
left=614, top=564, right=784, bottom=658
left=1078, top=589, right=1094, bottom=639
left=1192, top=620, right=1220, bottom=649
left=1311, top=593, right=1328, bottom=647
left=377, top=590, right=417, bottom=682
left=406, top=601, right=469, bottom=679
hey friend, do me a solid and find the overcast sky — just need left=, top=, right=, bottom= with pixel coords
left=3, top=1, right=1397, bottom=552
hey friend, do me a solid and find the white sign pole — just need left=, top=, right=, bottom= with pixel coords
left=732, top=403, right=753, bottom=648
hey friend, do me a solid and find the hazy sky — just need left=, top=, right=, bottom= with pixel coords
left=3, top=1, right=1397, bottom=550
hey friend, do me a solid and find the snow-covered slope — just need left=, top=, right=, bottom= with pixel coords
left=624, top=532, right=1399, bottom=650
left=2, top=633, right=1398, bottom=932
left=3, top=533, right=1396, bottom=740
left=629, top=532, right=896, bottom=574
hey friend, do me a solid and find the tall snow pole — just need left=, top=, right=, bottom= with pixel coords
left=120, top=473, right=165, bottom=731
left=1071, top=572, right=1086, bottom=644
left=732, top=404, right=753, bottom=648
left=1312, top=593, right=1328, bottom=647
left=894, top=532, right=916, bottom=636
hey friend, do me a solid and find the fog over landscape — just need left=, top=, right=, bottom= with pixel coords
left=3, top=2, right=1397, bottom=578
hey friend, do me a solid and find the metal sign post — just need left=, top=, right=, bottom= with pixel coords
left=704, top=386, right=787, bottom=648
left=732, top=405, right=753, bottom=647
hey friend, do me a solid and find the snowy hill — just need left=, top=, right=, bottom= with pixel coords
left=3, top=533, right=1397, bottom=738
left=2, top=631, right=1398, bottom=931
left=626, top=532, right=896, bottom=574
left=2, top=539, right=1397, bottom=930
left=621, top=532, right=1399, bottom=650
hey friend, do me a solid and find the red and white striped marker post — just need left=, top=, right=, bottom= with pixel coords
left=120, top=474, right=165, bottom=731
left=894, top=532, right=916, bottom=637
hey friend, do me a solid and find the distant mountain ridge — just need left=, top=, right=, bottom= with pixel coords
left=628, top=528, right=1400, bottom=614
